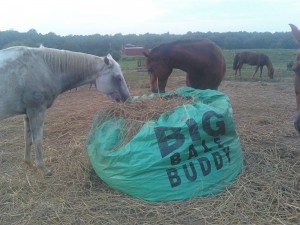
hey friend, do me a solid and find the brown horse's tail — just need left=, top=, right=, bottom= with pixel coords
left=233, top=53, right=240, bottom=70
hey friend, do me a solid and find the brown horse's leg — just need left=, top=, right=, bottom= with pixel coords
left=294, top=75, right=300, bottom=133
left=259, top=66, right=263, bottom=78
left=238, top=64, right=243, bottom=77
left=252, top=66, right=259, bottom=78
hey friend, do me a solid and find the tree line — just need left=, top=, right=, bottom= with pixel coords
left=0, top=28, right=298, bottom=60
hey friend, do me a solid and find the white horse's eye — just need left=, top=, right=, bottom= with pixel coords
left=115, top=76, right=122, bottom=83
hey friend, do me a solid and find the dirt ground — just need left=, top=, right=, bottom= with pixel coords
left=0, top=76, right=299, bottom=224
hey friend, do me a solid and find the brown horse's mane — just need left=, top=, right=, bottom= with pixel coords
left=39, top=47, right=99, bottom=75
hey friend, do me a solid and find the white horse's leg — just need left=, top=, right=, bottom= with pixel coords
left=27, top=107, right=52, bottom=176
left=24, top=115, right=33, bottom=166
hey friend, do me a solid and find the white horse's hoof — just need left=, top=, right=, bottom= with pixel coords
left=24, top=160, right=34, bottom=168
left=36, top=164, right=52, bottom=176
left=44, top=169, right=53, bottom=176
left=41, top=166, right=52, bottom=176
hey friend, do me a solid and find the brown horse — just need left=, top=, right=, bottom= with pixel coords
left=289, top=24, right=300, bottom=133
left=233, top=51, right=274, bottom=79
left=143, top=39, right=226, bottom=93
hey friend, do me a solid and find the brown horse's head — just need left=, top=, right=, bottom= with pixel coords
left=143, top=52, right=172, bottom=93
left=289, top=24, right=300, bottom=133
left=268, top=67, right=274, bottom=79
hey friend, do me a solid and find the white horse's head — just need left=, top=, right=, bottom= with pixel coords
left=96, top=54, right=130, bottom=102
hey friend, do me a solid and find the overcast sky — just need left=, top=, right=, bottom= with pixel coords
left=0, top=0, right=299, bottom=36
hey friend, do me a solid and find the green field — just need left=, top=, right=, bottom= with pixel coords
left=119, top=49, right=298, bottom=85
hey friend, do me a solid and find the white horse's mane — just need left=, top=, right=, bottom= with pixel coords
left=40, top=47, right=102, bottom=75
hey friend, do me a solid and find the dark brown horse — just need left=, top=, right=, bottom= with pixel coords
left=143, top=39, right=226, bottom=93
left=289, top=24, right=300, bottom=133
left=233, top=51, right=274, bottom=79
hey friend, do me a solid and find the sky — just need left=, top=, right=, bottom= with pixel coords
left=0, top=0, right=299, bottom=36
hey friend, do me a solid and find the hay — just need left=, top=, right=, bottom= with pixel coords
left=0, top=81, right=299, bottom=224
left=92, top=95, right=194, bottom=150
left=97, top=95, right=194, bottom=122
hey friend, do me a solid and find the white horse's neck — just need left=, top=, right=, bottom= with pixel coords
left=41, top=48, right=105, bottom=92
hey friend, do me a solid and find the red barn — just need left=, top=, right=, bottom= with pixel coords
left=121, top=45, right=148, bottom=56
left=121, top=45, right=149, bottom=71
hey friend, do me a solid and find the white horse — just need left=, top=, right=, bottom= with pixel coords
left=0, top=46, right=130, bottom=176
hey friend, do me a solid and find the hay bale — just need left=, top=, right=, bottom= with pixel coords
left=87, top=87, right=243, bottom=201
left=91, top=95, right=194, bottom=150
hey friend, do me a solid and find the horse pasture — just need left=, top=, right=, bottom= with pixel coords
left=0, top=54, right=299, bottom=224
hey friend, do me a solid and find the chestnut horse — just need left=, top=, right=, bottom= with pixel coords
left=143, top=39, right=226, bottom=93
left=233, top=51, right=274, bottom=79
left=289, top=24, right=300, bottom=133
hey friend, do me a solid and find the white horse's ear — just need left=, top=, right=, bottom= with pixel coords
left=104, top=56, right=110, bottom=65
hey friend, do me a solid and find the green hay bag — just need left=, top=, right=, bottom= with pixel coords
left=86, top=87, right=243, bottom=201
